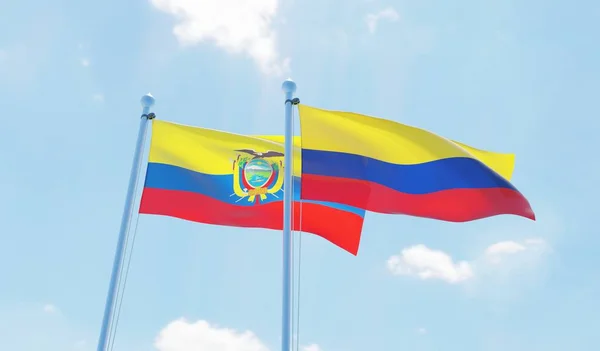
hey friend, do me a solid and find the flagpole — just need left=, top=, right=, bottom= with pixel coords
left=281, top=79, right=297, bottom=351
left=96, top=93, right=155, bottom=351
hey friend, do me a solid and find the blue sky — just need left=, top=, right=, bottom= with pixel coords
left=1, top=0, right=599, bottom=350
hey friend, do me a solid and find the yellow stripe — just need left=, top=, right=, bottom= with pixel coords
left=148, top=120, right=305, bottom=177
left=298, top=104, right=515, bottom=180
left=149, top=120, right=283, bottom=175
left=451, top=141, right=515, bottom=180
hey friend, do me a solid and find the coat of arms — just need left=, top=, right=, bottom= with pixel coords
left=231, top=149, right=284, bottom=203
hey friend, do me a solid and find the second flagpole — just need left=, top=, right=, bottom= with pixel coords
left=281, top=79, right=297, bottom=351
left=96, top=93, right=155, bottom=351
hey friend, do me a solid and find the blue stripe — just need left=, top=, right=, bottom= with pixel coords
left=144, top=162, right=365, bottom=217
left=301, top=149, right=516, bottom=195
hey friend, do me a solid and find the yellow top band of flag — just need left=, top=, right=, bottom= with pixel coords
left=148, top=120, right=303, bottom=177
left=297, top=104, right=516, bottom=180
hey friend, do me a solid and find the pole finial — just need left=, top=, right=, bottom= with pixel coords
left=281, top=79, right=296, bottom=95
left=140, top=93, right=155, bottom=109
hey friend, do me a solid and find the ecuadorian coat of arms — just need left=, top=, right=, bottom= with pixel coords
left=231, top=149, right=284, bottom=203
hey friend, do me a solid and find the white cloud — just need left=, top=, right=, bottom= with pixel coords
left=416, top=327, right=427, bottom=335
left=80, top=58, right=90, bottom=67
left=150, top=0, right=289, bottom=76
left=386, top=244, right=473, bottom=284
left=484, top=238, right=549, bottom=264
left=43, top=304, right=59, bottom=314
left=366, top=7, right=399, bottom=34
left=460, top=237, right=553, bottom=300
left=154, top=318, right=270, bottom=351
left=485, top=241, right=526, bottom=255
left=154, top=319, right=324, bottom=351
left=387, top=238, right=551, bottom=284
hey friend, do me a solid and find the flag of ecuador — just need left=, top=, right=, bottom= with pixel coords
left=139, top=119, right=365, bottom=254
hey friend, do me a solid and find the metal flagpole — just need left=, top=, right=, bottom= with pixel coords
left=96, top=93, right=156, bottom=351
left=281, top=79, right=298, bottom=351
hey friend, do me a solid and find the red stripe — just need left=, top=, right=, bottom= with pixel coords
left=301, top=174, right=536, bottom=222
left=139, top=187, right=364, bottom=255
